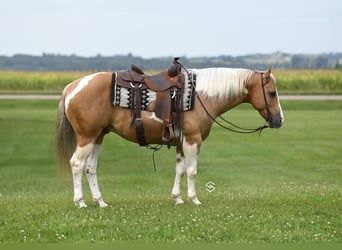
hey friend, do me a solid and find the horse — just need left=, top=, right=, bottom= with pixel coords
left=56, top=62, right=284, bottom=208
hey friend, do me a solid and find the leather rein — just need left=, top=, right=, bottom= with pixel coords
left=148, top=63, right=270, bottom=171
left=179, top=64, right=270, bottom=135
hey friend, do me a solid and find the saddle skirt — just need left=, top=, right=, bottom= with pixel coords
left=111, top=68, right=196, bottom=146
left=111, top=70, right=196, bottom=114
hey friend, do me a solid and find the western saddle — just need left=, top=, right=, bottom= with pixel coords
left=115, top=58, right=185, bottom=147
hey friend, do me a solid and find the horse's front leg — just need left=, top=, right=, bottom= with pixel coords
left=85, top=144, right=108, bottom=208
left=183, top=139, right=202, bottom=205
left=172, top=153, right=186, bottom=205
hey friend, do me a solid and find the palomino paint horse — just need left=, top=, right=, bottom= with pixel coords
left=56, top=64, right=284, bottom=208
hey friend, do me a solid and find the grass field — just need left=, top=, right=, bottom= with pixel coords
left=0, top=99, right=341, bottom=243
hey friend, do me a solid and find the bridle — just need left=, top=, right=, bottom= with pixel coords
left=260, top=72, right=272, bottom=123
left=178, top=64, right=270, bottom=134
left=148, top=62, right=270, bottom=171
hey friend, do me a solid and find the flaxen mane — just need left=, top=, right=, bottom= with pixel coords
left=192, top=68, right=254, bottom=100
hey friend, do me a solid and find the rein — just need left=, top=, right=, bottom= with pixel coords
left=196, top=93, right=268, bottom=135
left=148, top=62, right=270, bottom=171
left=183, top=67, right=269, bottom=135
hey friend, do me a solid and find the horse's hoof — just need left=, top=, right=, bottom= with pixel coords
left=96, top=199, right=109, bottom=208
left=175, top=199, right=185, bottom=205
left=189, top=196, right=202, bottom=206
left=173, top=195, right=185, bottom=205
left=75, top=199, right=87, bottom=208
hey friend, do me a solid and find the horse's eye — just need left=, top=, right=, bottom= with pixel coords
left=269, top=91, right=277, bottom=98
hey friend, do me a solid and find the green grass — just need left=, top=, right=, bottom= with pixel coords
left=0, top=100, right=341, bottom=243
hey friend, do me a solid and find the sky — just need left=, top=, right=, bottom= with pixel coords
left=0, top=0, right=341, bottom=58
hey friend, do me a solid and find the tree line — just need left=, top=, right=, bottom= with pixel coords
left=0, top=52, right=341, bottom=71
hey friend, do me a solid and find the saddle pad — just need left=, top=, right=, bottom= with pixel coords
left=111, top=70, right=197, bottom=111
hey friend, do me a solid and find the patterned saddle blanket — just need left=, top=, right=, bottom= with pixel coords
left=111, top=70, right=197, bottom=112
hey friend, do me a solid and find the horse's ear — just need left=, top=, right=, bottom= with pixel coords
left=264, top=66, right=273, bottom=78
left=262, top=66, right=273, bottom=83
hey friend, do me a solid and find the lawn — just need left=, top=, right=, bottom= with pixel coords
left=0, top=99, right=341, bottom=243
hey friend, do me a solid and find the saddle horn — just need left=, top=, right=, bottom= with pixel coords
left=168, top=57, right=182, bottom=77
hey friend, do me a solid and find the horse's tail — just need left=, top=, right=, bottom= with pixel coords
left=55, top=89, right=76, bottom=175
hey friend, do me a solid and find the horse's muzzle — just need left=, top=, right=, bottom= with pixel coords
left=268, top=113, right=284, bottom=128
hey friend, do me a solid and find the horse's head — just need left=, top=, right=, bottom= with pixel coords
left=245, top=66, right=284, bottom=128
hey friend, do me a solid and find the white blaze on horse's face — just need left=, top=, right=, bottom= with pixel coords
left=264, top=74, right=284, bottom=128
left=272, top=74, right=284, bottom=126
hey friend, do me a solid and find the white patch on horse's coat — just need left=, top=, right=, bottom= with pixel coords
left=172, top=153, right=186, bottom=204
left=174, top=127, right=181, bottom=138
left=70, top=143, right=95, bottom=208
left=192, top=68, right=253, bottom=100
left=148, top=112, right=163, bottom=123
left=85, top=144, right=108, bottom=208
left=183, top=140, right=198, bottom=171
left=182, top=139, right=201, bottom=205
left=70, top=143, right=94, bottom=169
left=65, top=73, right=100, bottom=113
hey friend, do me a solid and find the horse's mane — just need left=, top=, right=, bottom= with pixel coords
left=192, top=68, right=254, bottom=100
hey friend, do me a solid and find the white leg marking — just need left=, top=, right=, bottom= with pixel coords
left=183, top=140, right=201, bottom=205
left=172, top=153, right=186, bottom=205
left=70, top=143, right=94, bottom=208
left=85, top=144, right=108, bottom=208
left=65, top=73, right=101, bottom=113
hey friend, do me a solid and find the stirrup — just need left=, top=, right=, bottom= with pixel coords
left=162, top=123, right=174, bottom=144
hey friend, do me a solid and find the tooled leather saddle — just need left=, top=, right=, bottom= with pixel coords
left=112, top=58, right=185, bottom=147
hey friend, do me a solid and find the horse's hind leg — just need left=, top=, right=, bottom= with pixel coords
left=70, top=143, right=94, bottom=208
left=85, top=144, right=108, bottom=208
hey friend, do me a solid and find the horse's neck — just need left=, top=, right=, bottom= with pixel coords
left=196, top=92, right=243, bottom=118
left=215, top=97, right=243, bottom=116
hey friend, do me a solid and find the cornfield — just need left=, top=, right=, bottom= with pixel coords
left=0, top=69, right=341, bottom=94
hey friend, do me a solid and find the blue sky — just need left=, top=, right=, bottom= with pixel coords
left=0, top=0, right=341, bottom=57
